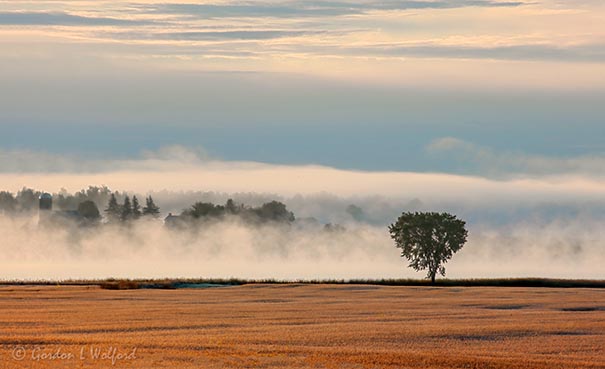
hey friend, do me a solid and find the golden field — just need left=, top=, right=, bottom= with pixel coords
left=1, top=284, right=604, bottom=368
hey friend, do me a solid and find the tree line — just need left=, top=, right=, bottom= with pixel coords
left=173, top=199, right=295, bottom=226
left=0, top=186, right=161, bottom=223
left=104, top=194, right=161, bottom=223
left=1, top=187, right=45, bottom=213
left=0, top=186, right=117, bottom=214
left=0, top=186, right=295, bottom=226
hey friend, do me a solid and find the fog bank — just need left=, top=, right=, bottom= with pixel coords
left=1, top=153, right=604, bottom=280
left=1, top=214, right=603, bottom=281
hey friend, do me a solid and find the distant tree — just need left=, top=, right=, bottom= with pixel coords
left=183, top=202, right=225, bottom=219
left=253, top=201, right=295, bottom=223
left=55, top=186, right=113, bottom=212
left=0, top=191, right=17, bottom=214
left=77, top=200, right=100, bottom=221
left=16, top=187, right=40, bottom=212
left=225, top=198, right=238, bottom=214
left=83, top=186, right=112, bottom=208
left=56, top=191, right=78, bottom=210
left=346, top=204, right=365, bottom=222
left=121, top=196, right=132, bottom=221
left=143, top=196, right=160, bottom=218
left=132, top=196, right=142, bottom=219
left=105, top=193, right=121, bottom=222
left=389, top=212, right=468, bottom=284
left=176, top=199, right=295, bottom=225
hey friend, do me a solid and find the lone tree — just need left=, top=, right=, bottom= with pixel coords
left=389, top=212, right=468, bottom=284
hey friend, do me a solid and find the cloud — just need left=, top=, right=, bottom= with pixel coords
left=89, top=27, right=605, bottom=62
left=148, top=3, right=360, bottom=18
left=333, top=43, right=605, bottom=63
left=427, top=137, right=605, bottom=178
left=0, top=146, right=214, bottom=173
left=109, top=30, right=323, bottom=41
left=0, top=11, right=151, bottom=26
left=2, top=146, right=605, bottom=205
left=1, top=0, right=601, bottom=78
left=140, top=145, right=211, bottom=163
left=147, top=1, right=524, bottom=19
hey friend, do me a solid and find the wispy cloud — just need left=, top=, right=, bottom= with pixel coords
left=0, top=11, right=151, bottom=26
left=427, top=137, right=605, bottom=178
left=2, top=145, right=605, bottom=202
left=0, top=146, right=212, bottom=173
left=1, top=1, right=602, bottom=67
left=146, top=1, right=525, bottom=19
left=339, top=43, right=605, bottom=63
left=108, top=30, right=324, bottom=41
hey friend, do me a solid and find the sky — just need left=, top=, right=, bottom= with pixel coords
left=0, top=0, right=604, bottom=175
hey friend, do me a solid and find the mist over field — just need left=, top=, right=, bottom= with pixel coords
left=1, top=149, right=604, bottom=280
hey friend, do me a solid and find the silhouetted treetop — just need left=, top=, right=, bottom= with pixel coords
left=143, top=196, right=161, bottom=218
left=132, top=196, right=142, bottom=219
left=105, top=193, right=121, bottom=222
left=121, top=196, right=132, bottom=221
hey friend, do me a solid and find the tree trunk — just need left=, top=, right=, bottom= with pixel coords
left=430, top=272, right=436, bottom=285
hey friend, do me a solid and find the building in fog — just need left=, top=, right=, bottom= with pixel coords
left=39, top=193, right=52, bottom=211
left=38, top=193, right=53, bottom=224
left=164, top=213, right=184, bottom=228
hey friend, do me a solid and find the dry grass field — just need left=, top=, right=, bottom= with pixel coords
left=1, top=284, right=604, bottom=369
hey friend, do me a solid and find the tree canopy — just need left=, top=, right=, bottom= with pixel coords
left=77, top=200, right=101, bottom=221
left=0, top=187, right=302, bottom=230
left=389, top=211, right=468, bottom=284
left=178, top=199, right=294, bottom=225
